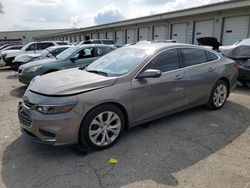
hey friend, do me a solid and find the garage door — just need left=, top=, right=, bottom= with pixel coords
left=91, top=33, right=98, bottom=39
left=99, top=32, right=105, bottom=39
left=171, top=23, right=187, bottom=43
left=107, top=32, right=113, bottom=40
left=154, top=26, right=167, bottom=40
left=116, top=30, right=124, bottom=45
left=139, top=27, right=149, bottom=41
left=126, top=29, right=136, bottom=44
left=194, top=20, right=214, bottom=44
left=222, top=16, right=250, bottom=45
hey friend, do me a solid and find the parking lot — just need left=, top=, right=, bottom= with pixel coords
left=0, top=65, right=249, bottom=188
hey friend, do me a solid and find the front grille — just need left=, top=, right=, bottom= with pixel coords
left=23, top=128, right=38, bottom=138
left=23, top=100, right=35, bottom=108
left=39, top=128, right=56, bottom=138
left=18, top=110, right=32, bottom=127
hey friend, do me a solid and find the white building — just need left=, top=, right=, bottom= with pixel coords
left=34, top=0, right=250, bottom=46
left=0, top=29, right=72, bottom=44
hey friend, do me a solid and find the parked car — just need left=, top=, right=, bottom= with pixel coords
left=77, top=39, right=121, bottom=48
left=12, top=45, right=70, bottom=71
left=0, top=45, right=24, bottom=65
left=220, top=38, right=250, bottom=85
left=18, top=43, right=238, bottom=150
left=3, top=41, right=67, bottom=66
left=18, top=44, right=116, bottom=84
left=0, top=44, right=10, bottom=51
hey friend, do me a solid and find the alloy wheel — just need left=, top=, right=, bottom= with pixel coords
left=89, top=111, right=121, bottom=146
left=213, top=84, right=227, bottom=108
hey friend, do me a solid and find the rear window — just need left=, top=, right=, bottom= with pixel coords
left=102, top=40, right=115, bottom=45
left=181, top=48, right=207, bottom=67
left=206, top=51, right=218, bottom=61
left=56, top=42, right=68, bottom=45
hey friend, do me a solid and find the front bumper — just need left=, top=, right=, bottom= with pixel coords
left=18, top=71, right=39, bottom=84
left=18, top=100, right=83, bottom=146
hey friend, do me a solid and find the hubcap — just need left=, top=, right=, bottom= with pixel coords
left=213, top=84, right=227, bottom=107
left=89, top=111, right=121, bottom=146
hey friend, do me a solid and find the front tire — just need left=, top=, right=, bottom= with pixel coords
left=206, top=80, right=229, bottom=110
left=80, top=104, right=125, bottom=150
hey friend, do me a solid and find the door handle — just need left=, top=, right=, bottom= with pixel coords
left=175, top=75, right=184, bottom=80
left=208, top=67, right=216, bottom=72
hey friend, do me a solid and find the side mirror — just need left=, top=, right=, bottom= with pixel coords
left=137, top=69, right=162, bottom=79
left=70, top=56, right=78, bottom=62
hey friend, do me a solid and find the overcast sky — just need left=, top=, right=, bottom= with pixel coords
left=0, top=0, right=228, bottom=31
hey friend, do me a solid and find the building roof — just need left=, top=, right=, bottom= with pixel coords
left=34, top=0, right=250, bottom=39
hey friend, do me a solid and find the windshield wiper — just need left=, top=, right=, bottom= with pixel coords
left=79, top=64, right=88, bottom=70
left=86, top=70, right=109, bottom=76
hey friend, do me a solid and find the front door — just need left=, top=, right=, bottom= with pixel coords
left=132, top=49, right=186, bottom=123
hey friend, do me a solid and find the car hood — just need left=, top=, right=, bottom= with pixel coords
left=20, top=58, right=59, bottom=70
left=6, top=49, right=22, bottom=57
left=219, top=45, right=250, bottom=59
left=28, top=68, right=118, bottom=96
left=15, top=53, right=41, bottom=62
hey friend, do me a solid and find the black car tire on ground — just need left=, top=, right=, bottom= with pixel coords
left=206, top=80, right=229, bottom=110
left=80, top=104, right=125, bottom=150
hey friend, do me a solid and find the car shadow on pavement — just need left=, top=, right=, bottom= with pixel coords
left=10, top=85, right=27, bottom=98
left=1, top=101, right=250, bottom=188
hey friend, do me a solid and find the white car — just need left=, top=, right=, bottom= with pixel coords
left=219, top=38, right=250, bottom=59
left=0, top=45, right=23, bottom=65
left=3, top=41, right=67, bottom=66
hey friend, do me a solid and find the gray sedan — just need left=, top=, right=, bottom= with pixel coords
left=18, top=44, right=116, bottom=84
left=18, top=43, right=238, bottom=150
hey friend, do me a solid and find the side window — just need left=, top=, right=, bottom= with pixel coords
left=83, top=41, right=91, bottom=44
left=91, top=40, right=102, bottom=44
left=145, top=49, right=179, bottom=72
left=51, top=48, right=67, bottom=56
left=37, top=43, right=54, bottom=50
left=96, top=47, right=113, bottom=56
left=73, top=48, right=94, bottom=59
left=206, top=51, right=218, bottom=61
left=181, top=48, right=207, bottom=67
left=26, top=44, right=36, bottom=51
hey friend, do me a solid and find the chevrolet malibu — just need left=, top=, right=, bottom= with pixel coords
left=18, top=43, right=238, bottom=150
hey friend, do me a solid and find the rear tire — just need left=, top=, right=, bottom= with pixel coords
left=206, top=80, right=229, bottom=110
left=80, top=104, right=125, bottom=150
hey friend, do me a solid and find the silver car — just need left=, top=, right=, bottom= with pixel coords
left=18, top=43, right=238, bottom=150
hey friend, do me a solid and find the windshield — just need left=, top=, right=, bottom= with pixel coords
left=86, top=47, right=149, bottom=76
left=234, top=39, right=250, bottom=46
left=56, top=46, right=79, bottom=60
left=40, top=49, right=50, bottom=57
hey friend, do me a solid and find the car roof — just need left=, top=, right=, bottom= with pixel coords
left=47, top=45, right=71, bottom=49
left=76, top=44, right=116, bottom=48
left=126, top=43, right=212, bottom=51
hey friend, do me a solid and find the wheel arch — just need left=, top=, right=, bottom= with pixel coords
left=218, top=77, right=230, bottom=97
left=77, top=101, right=130, bottom=143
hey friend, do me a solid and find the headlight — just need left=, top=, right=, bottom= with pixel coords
left=27, top=66, right=43, bottom=72
left=36, top=102, right=78, bottom=114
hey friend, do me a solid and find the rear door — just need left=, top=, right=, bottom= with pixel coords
left=132, top=49, right=186, bottom=123
left=180, top=48, right=220, bottom=105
